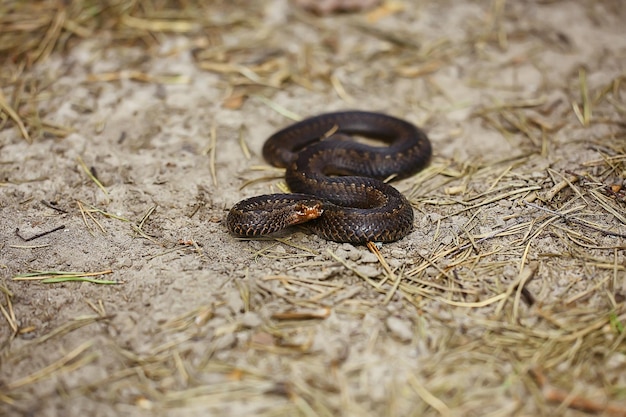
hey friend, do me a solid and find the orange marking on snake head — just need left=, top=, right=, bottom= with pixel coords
left=292, top=202, right=324, bottom=224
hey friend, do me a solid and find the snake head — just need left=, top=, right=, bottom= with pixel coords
left=291, top=202, right=324, bottom=225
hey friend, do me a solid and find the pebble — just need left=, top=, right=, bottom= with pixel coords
left=341, top=243, right=356, bottom=251
left=337, top=243, right=361, bottom=261
left=359, top=252, right=379, bottom=264
left=334, top=248, right=353, bottom=261
left=213, top=332, right=237, bottom=351
left=355, top=265, right=380, bottom=278
left=241, top=311, right=262, bottom=328
left=388, top=258, right=403, bottom=269
left=424, top=266, right=438, bottom=278
left=226, top=291, right=244, bottom=314
left=386, top=316, right=413, bottom=343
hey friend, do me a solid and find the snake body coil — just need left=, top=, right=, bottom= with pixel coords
left=227, top=111, right=431, bottom=243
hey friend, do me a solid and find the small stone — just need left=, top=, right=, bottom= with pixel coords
left=251, top=331, right=275, bottom=346
left=359, top=252, right=378, bottom=264
left=334, top=248, right=350, bottom=260
left=338, top=243, right=361, bottom=261
left=226, top=291, right=244, bottom=314
left=355, top=265, right=380, bottom=278
left=241, top=311, right=262, bottom=328
left=388, top=258, right=403, bottom=269
left=386, top=316, right=413, bottom=342
left=424, top=266, right=438, bottom=278
left=213, top=332, right=237, bottom=351
left=341, top=243, right=356, bottom=251
left=347, top=250, right=361, bottom=261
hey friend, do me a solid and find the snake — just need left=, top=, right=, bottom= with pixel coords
left=226, top=111, right=432, bottom=243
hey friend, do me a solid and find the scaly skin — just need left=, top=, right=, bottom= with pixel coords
left=227, top=111, right=432, bottom=243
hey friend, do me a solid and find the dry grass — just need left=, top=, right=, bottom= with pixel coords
left=0, top=0, right=251, bottom=143
left=1, top=0, right=625, bottom=416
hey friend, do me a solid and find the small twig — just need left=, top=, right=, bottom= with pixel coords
left=449, top=220, right=526, bottom=256
left=530, top=368, right=626, bottom=416
left=543, top=173, right=580, bottom=202
left=5, top=341, right=96, bottom=390
left=40, top=200, right=68, bottom=214
left=76, top=200, right=106, bottom=235
left=367, top=241, right=401, bottom=304
left=326, top=248, right=381, bottom=289
left=446, top=185, right=541, bottom=217
left=579, top=68, right=592, bottom=126
left=253, top=95, right=302, bottom=121
left=12, top=269, right=117, bottom=285
left=209, top=121, right=217, bottom=186
left=238, top=125, right=252, bottom=160
left=494, top=263, right=537, bottom=319
left=0, top=89, right=31, bottom=143
left=524, top=201, right=626, bottom=238
left=15, top=225, right=65, bottom=242
left=330, top=72, right=354, bottom=103
left=131, top=205, right=163, bottom=244
left=0, top=288, right=18, bottom=335
left=271, top=308, right=330, bottom=321
left=77, top=156, right=108, bottom=201
left=137, top=205, right=157, bottom=230
left=407, top=374, right=451, bottom=417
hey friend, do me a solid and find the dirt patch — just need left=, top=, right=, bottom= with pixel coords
left=1, top=1, right=625, bottom=416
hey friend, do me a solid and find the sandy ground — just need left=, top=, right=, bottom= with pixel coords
left=1, top=1, right=625, bottom=416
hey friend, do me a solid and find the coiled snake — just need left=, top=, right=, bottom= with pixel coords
left=227, top=111, right=431, bottom=243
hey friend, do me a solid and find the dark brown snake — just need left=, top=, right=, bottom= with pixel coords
left=226, top=111, right=432, bottom=243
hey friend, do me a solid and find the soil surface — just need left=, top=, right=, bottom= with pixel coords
left=1, top=1, right=625, bottom=416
